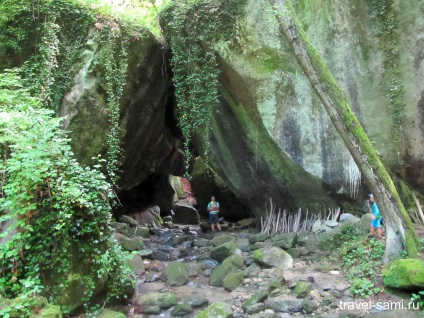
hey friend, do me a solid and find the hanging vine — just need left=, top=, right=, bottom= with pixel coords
left=161, top=0, right=247, bottom=175
left=99, top=25, right=129, bottom=187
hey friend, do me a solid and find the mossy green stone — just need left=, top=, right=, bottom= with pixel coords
left=164, top=262, right=189, bottom=287
left=211, top=241, right=238, bottom=262
left=35, top=305, right=62, bottom=318
left=158, top=293, right=178, bottom=309
left=253, top=249, right=264, bottom=261
left=242, top=289, right=269, bottom=311
left=295, top=281, right=312, bottom=298
left=211, top=235, right=235, bottom=247
left=223, top=270, right=244, bottom=291
left=382, top=258, right=424, bottom=290
left=210, top=254, right=244, bottom=287
left=98, top=309, right=126, bottom=318
left=194, top=302, right=232, bottom=318
left=171, top=303, right=193, bottom=317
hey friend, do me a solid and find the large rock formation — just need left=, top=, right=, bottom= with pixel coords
left=60, top=28, right=183, bottom=191
left=162, top=0, right=424, bottom=215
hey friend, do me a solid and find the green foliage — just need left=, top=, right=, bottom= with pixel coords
left=410, top=291, right=424, bottom=310
left=330, top=225, right=385, bottom=298
left=98, top=26, right=130, bottom=187
left=0, top=70, right=132, bottom=317
left=161, top=0, right=247, bottom=175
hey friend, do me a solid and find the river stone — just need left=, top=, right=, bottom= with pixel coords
left=286, top=247, right=301, bottom=258
left=31, top=304, right=62, bottom=318
left=339, top=213, right=359, bottom=224
left=118, top=215, right=139, bottom=227
left=245, top=302, right=266, bottom=314
left=249, top=233, right=269, bottom=243
left=143, top=306, right=161, bottom=315
left=211, top=241, right=238, bottom=262
left=194, top=302, right=232, bottom=318
left=163, top=215, right=173, bottom=222
left=173, top=200, right=200, bottom=224
left=135, top=226, right=150, bottom=238
left=382, top=258, right=424, bottom=290
left=253, top=247, right=293, bottom=269
left=325, top=220, right=339, bottom=228
left=244, top=263, right=261, bottom=278
left=126, top=254, right=145, bottom=274
left=236, top=238, right=250, bottom=252
left=158, top=293, right=178, bottom=309
left=211, top=234, right=235, bottom=247
left=246, top=313, right=279, bottom=318
left=294, top=281, right=312, bottom=298
left=163, top=262, right=189, bottom=286
left=135, top=292, right=177, bottom=307
left=302, top=298, right=318, bottom=313
left=265, top=297, right=302, bottom=312
left=98, top=309, right=126, bottom=318
left=249, top=242, right=265, bottom=251
left=191, top=298, right=209, bottom=308
left=151, top=250, right=169, bottom=261
left=120, top=237, right=144, bottom=251
left=171, top=303, right=193, bottom=316
left=169, top=234, right=190, bottom=247
left=242, top=289, right=269, bottom=311
left=113, top=222, right=128, bottom=230
left=195, top=238, right=213, bottom=247
left=202, top=268, right=213, bottom=277
left=271, top=233, right=297, bottom=249
left=210, top=254, right=244, bottom=287
left=145, top=272, right=161, bottom=282
left=223, top=270, right=244, bottom=291
left=200, top=259, right=220, bottom=269
left=117, top=226, right=136, bottom=238
left=187, top=263, right=203, bottom=278
left=170, top=246, right=189, bottom=259
left=150, top=260, right=165, bottom=271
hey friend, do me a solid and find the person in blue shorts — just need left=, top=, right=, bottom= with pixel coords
left=369, top=194, right=384, bottom=239
left=207, top=196, right=221, bottom=232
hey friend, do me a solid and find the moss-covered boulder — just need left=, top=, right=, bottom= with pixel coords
left=194, top=302, right=232, bottom=318
left=272, top=233, right=297, bottom=249
left=126, top=254, right=145, bottom=274
left=32, top=304, right=62, bottom=318
left=223, top=270, right=244, bottom=291
left=210, top=254, right=244, bottom=287
left=211, top=234, right=235, bottom=247
left=382, top=258, right=424, bottom=290
left=294, top=281, right=313, bottom=298
left=171, top=303, right=193, bottom=317
left=211, top=241, right=239, bottom=262
left=242, top=290, right=269, bottom=311
left=253, top=247, right=293, bottom=269
left=134, top=292, right=178, bottom=308
left=120, top=237, right=144, bottom=251
left=163, top=262, right=189, bottom=287
left=98, top=309, right=126, bottom=318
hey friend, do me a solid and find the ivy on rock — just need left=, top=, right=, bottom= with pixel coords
left=161, top=0, right=248, bottom=174
left=0, top=70, right=132, bottom=317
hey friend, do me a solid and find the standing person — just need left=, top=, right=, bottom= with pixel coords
left=207, top=196, right=221, bottom=232
left=369, top=194, right=384, bottom=239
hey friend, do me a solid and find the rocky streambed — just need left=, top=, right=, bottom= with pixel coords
left=97, top=216, right=421, bottom=318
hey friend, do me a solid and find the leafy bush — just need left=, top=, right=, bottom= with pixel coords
left=330, top=225, right=385, bottom=298
left=0, top=70, right=132, bottom=316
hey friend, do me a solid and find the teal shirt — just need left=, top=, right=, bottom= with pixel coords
left=208, top=201, right=220, bottom=214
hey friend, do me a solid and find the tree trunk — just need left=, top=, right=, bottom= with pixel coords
left=268, top=0, right=420, bottom=263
